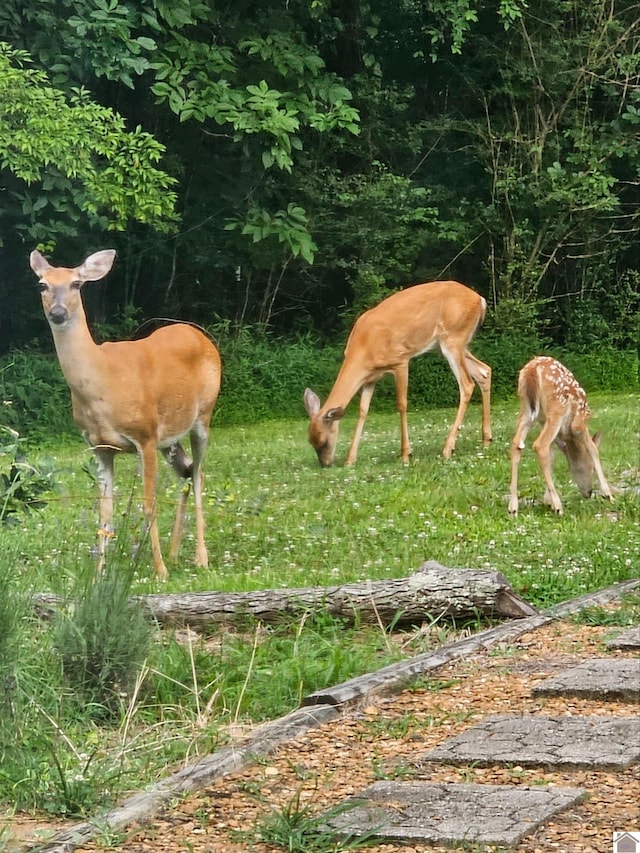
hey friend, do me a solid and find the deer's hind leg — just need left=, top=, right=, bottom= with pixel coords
left=508, top=408, right=534, bottom=515
left=440, top=344, right=475, bottom=459
left=189, top=422, right=209, bottom=568
left=139, top=442, right=167, bottom=580
left=465, top=350, right=492, bottom=447
left=163, top=442, right=193, bottom=564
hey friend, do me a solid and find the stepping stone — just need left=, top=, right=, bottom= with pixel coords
left=421, top=715, right=640, bottom=770
left=324, top=781, right=586, bottom=847
left=608, top=626, right=640, bottom=650
left=531, top=658, right=640, bottom=701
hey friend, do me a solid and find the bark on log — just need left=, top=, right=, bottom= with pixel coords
left=31, top=561, right=537, bottom=628
left=137, top=562, right=538, bottom=626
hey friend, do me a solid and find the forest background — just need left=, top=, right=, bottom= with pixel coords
left=0, top=0, right=638, bottom=435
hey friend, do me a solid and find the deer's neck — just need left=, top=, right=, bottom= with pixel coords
left=50, top=312, right=103, bottom=392
left=322, top=357, right=370, bottom=414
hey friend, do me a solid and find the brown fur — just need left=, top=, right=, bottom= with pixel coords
left=30, top=249, right=221, bottom=579
left=508, top=356, right=612, bottom=516
left=304, top=281, right=492, bottom=466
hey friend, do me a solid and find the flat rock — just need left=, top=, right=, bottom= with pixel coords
left=324, top=781, right=586, bottom=846
left=607, top=626, right=640, bottom=650
left=421, top=714, right=640, bottom=770
left=531, top=657, right=639, bottom=701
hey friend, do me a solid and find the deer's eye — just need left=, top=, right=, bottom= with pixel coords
left=70, top=280, right=82, bottom=290
left=37, top=280, right=48, bottom=292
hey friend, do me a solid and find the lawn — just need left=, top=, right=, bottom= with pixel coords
left=6, top=391, right=638, bottom=606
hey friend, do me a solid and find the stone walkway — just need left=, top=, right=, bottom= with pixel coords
left=321, top=624, right=640, bottom=848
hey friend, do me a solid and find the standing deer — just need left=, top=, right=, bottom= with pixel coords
left=508, top=356, right=613, bottom=515
left=30, top=249, right=221, bottom=579
left=303, top=281, right=492, bottom=466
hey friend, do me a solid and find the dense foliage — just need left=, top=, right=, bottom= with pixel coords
left=0, top=326, right=636, bottom=440
left=0, top=0, right=638, bottom=354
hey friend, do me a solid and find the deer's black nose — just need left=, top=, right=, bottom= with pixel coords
left=48, top=305, right=68, bottom=324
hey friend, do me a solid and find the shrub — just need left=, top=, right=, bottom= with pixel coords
left=0, top=426, right=57, bottom=523
left=210, top=323, right=346, bottom=425
left=53, top=566, right=153, bottom=721
left=553, top=347, right=639, bottom=392
left=0, top=330, right=636, bottom=437
left=0, top=351, right=74, bottom=440
left=0, top=561, right=21, bottom=727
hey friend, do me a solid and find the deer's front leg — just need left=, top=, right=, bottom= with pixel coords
left=94, top=448, right=115, bottom=572
left=345, top=383, right=375, bottom=466
left=533, top=426, right=563, bottom=514
left=394, top=364, right=412, bottom=464
left=586, top=432, right=614, bottom=502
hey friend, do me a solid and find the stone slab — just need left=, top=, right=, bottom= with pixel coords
left=421, top=714, right=640, bottom=770
left=531, top=657, right=639, bottom=701
left=324, top=781, right=586, bottom=847
left=608, top=627, right=640, bottom=650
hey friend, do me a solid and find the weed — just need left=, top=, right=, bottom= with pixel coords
left=420, top=678, right=462, bottom=692
left=0, top=819, right=12, bottom=853
left=247, top=790, right=378, bottom=852
left=371, top=756, right=414, bottom=781
left=0, top=563, right=21, bottom=725
left=90, top=821, right=135, bottom=848
left=567, top=595, right=640, bottom=627
left=360, top=713, right=418, bottom=740
left=0, top=427, right=56, bottom=524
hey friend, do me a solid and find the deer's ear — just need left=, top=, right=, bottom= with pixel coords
left=30, top=250, right=52, bottom=278
left=325, top=407, right=345, bottom=423
left=592, top=431, right=602, bottom=447
left=303, top=388, right=321, bottom=418
left=77, top=250, right=116, bottom=283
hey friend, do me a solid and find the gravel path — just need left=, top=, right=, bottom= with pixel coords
left=6, top=610, right=639, bottom=853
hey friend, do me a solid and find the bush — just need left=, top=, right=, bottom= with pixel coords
left=210, top=323, right=347, bottom=425
left=0, top=426, right=57, bottom=523
left=0, top=352, right=74, bottom=440
left=552, top=348, right=639, bottom=392
left=0, top=560, right=21, bottom=726
left=53, top=566, right=153, bottom=721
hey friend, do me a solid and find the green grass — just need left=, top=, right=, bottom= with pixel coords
left=0, top=392, right=637, bottom=816
left=6, top=392, right=637, bottom=605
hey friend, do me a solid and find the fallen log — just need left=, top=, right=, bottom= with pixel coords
left=32, top=561, right=537, bottom=628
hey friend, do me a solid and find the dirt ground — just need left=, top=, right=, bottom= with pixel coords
left=4, top=611, right=640, bottom=853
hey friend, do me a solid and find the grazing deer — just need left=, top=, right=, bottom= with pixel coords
left=30, top=249, right=221, bottom=579
left=508, top=356, right=613, bottom=515
left=303, top=281, right=492, bottom=466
